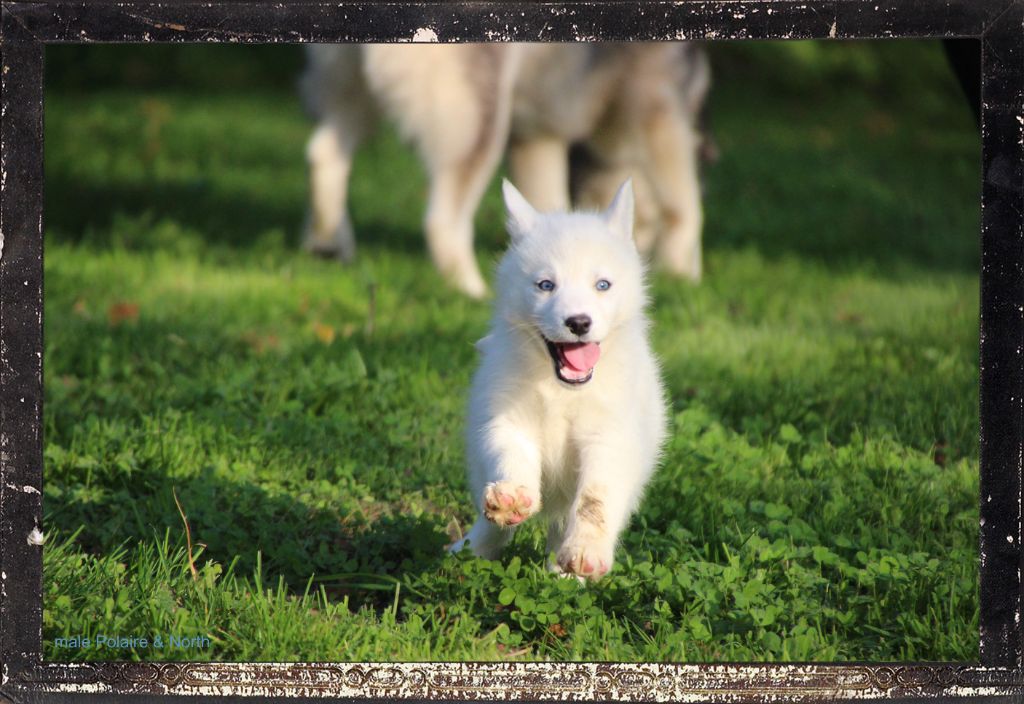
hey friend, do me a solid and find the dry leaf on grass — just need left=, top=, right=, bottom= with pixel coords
left=107, top=301, right=140, bottom=326
left=313, top=322, right=336, bottom=345
left=241, top=331, right=281, bottom=353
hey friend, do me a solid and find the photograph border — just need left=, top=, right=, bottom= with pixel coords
left=1, top=0, right=1022, bottom=700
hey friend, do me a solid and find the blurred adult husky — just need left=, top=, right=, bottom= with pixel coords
left=302, top=43, right=710, bottom=298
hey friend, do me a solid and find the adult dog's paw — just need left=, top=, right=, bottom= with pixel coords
left=482, top=482, right=537, bottom=527
left=556, top=541, right=613, bottom=581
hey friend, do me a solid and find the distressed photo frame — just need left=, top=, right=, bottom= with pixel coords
left=1, top=0, right=1023, bottom=701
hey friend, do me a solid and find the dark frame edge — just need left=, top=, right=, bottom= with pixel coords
left=980, top=0, right=1024, bottom=670
left=0, top=0, right=1016, bottom=44
left=0, top=22, right=45, bottom=692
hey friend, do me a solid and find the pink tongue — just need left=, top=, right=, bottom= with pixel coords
left=561, top=342, right=601, bottom=372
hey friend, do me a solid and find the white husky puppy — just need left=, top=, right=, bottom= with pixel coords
left=451, top=179, right=667, bottom=580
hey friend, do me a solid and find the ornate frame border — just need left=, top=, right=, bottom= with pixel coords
left=1, top=1, right=1022, bottom=701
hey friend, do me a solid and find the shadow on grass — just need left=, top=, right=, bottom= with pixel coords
left=697, top=145, right=981, bottom=277
left=44, top=171, right=515, bottom=264
left=45, top=174, right=302, bottom=250
left=45, top=180, right=980, bottom=286
left=48, top=452, right=454, bottom=612
left=44, top=172, right=438, bottom=257
left=44, top=315, right=474, bottom=612
left=46, top=147, right=980, bottom=282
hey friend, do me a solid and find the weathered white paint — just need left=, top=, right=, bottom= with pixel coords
left=4, top=483, right=40, bottom=494
left=10, top=662, right=1024, bottom=700
left=26, top=526, right=44, bottom=546
left=412, top=26, right=439, bottom=42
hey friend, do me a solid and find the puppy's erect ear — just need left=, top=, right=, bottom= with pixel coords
left=604, top=178, right=635, bottom=242
left=502, top=179, right=538, bottom=242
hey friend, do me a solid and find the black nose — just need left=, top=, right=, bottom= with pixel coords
left=565, top=314, right=592, bottom=336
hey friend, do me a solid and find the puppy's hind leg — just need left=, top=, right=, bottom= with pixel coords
left=544, top=517, right=569, bottom=574
left=449, top=515, right=513, bottom=559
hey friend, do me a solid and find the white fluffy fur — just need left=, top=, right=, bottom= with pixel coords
left=450, top=180, right=667, bottom=580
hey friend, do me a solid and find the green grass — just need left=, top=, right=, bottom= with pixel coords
left=42, top=41, right=980, bottom=662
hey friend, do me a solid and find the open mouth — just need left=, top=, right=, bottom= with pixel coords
left=544, top=338, right=601, bottom=385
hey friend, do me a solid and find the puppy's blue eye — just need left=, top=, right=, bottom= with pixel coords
left=537, top=280, right=556, bottom=292
left=596, top=279, right=612, bottom=291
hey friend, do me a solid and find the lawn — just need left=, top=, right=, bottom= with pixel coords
left=42, top=41, right=980, bottom=662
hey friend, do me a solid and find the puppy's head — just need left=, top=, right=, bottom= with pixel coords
left=495, top=179, right=647, bottom=386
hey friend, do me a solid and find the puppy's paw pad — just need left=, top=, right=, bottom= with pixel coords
left=483, top=482, right=537, bottom=527
left=556, top=544, right=612, bottom=581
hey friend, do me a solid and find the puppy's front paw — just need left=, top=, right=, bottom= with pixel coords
left=482, top=482, right=537, bottom=527
left=556, top=541, right=613, bottom=581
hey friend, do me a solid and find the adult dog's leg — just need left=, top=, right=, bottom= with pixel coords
left=304, top=120, right=366, bottom=261
left=302, top=46, right=375, bottom=261
left=571, top=154, right=662, bottom=255
left=363, top=44, right=517, bottom=298
left=424, top=159, right=496, bottom=299
left=508, top=136, right=571, bottom=213
left=644, top=101, right=704, bottom=282
left=422, top=48, right=518, bottom=298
